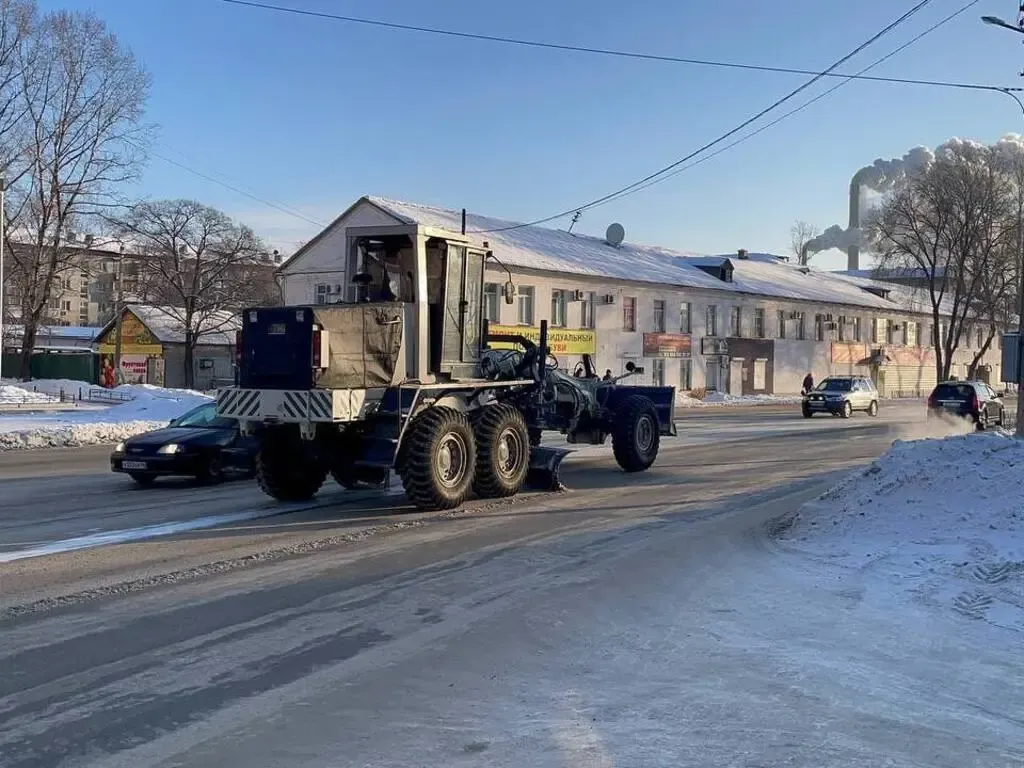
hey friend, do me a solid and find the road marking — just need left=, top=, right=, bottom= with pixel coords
left=0, top=507, right=300, bottom=563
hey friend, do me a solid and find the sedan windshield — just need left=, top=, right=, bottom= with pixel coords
left=816, top=379, right=852, bottom=392
left=172, top=403, right=235, bottom=429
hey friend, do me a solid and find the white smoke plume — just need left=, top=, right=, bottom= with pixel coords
left=805, top=136, right=1024, bottom=260
left=852, top=145, right=934, bottom=192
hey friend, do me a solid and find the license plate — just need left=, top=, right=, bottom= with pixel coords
left=268, top=323, right=287, bottom=335
left=122, top=460, right=147, bottom=470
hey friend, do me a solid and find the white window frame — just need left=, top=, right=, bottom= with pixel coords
left=517, top=286, right=535, bottom=325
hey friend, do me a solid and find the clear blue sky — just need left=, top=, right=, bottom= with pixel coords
left=36, top=0, right=1024, bottom=268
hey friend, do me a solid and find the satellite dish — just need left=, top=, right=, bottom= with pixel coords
left=605, top=222, right=625, bottom=247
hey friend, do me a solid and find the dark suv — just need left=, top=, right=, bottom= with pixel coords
left=927, top=380, right=1006, bottom=429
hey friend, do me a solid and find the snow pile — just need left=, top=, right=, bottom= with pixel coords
left=676, top=391, right=803, bottom=408
left=0, top=384, right=212, bottom=451
left=780, top=432, right=1024, bottom=633
left=2, top=378, right=93, bottom=401
left=0, top=384, right=58, bottom=405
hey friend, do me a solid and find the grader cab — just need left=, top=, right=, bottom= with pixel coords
left=217, top=223, right=676, bottom=511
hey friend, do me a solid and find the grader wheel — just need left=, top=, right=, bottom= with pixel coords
left=472, top=404, right=530, bottom=499
left=398, top=407, right=476, bottom=511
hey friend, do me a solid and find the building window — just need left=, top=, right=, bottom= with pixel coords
left=815, top=314, right=825, bottom=342
left=517, top=286, right=535, bottom=325
left=652, top=300, right=666, bottom=332
left=551, top=289, right=568, bottom=327
left=314, top=283, right=329, bottom=305
left=483, top=282, right=499, bottom=322
left=871, top=318, right=879, bottom=344
left=976, top=326, right=984, bottom=349
left=623, top=296, right=637, bottom=332
left=61, top=300, right=71, bottom=311
left=886, top=320, right=897, bottom=345
left=730, top=306, right=742, bottom=337
left=753, top=308, right=765, bottom=338
left=679, top=357, right=692, bottom=390
left=581, top=291, right=596, bottom=329
left=679, top=301, right=691, bottom=333
left=796, top=312, right=806, bottom=340
left=706, top=305, right=718, bottom=336
left=777, top=310, right=786, bottom=340
left=651, top=358, right=665, bottom=386
left=853, top=317, right=862, bottom=342
left=906, top=321, right=918, bottom=347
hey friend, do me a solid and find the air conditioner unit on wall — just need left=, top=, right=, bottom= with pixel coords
left=571, top=289, right=585, bottom=302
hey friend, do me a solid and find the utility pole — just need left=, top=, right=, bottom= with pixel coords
left=112, top=244, right=126, bottom=385
left=979, top=16, right=1024, bottom=435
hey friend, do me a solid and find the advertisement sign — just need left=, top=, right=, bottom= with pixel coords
left=643, top=332, right=692, bottom=358
left=97, top=311, right=163, bottom=356
left=488, top=324, right=596, bottom=355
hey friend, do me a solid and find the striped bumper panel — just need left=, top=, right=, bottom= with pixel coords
left=217, top=388, right=261, bottom=418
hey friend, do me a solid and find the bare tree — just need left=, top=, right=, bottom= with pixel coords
left=790, top=220, right=819, bottom=265
left=4, top=8, right=150, bottom=378
left=866, top=142, right=1015, bottom=381
left=112, top=199, right=272, bottom=387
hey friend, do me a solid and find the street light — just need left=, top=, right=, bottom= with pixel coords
left=0, top=174, right=7, bottom=382
left=981, top=15, right=1024, bottom=34
left=983, top=15, right=1024, bottom=437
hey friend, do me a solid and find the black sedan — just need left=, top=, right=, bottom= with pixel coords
left=111, top=401, right=257, bottom=486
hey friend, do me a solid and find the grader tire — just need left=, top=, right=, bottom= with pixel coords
left=612, top=395, right=660, bottom=473
left=473, top=404, right=530, bottom=499
left=255, top=432, right=326, bottom=502
left=399, top=407, right=476, bottom=511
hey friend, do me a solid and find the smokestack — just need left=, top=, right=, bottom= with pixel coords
left=847, top=175, right=861, bottom=271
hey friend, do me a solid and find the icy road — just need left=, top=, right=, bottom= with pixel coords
left=1, top=402, right=1021, bottom=767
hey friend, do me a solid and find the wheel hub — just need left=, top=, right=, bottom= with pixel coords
left=496, top=427, right=524, bottom=478
left=636, top=415, right=654, bottom=453
left=437, top=432, right=467, bottom=488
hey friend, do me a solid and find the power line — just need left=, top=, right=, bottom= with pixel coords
left=218, top=0, right=979, bottom=92
left=471, top=0, right=939, bottom=233
left=125, top=137, right=327, bottom=229
left=595, top=0, right=985, bottom=208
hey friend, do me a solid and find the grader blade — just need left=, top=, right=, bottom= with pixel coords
left=525, top=446, right=573, bottom=492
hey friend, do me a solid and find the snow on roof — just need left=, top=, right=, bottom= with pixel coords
left=4, top=325, right=101, bottom=340
left=129, top=305, right=240, bottom=346
left=366, top=197, right=933, bottom=315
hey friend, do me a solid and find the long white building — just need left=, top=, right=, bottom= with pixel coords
left=279, top=196, right=1002, bottom=396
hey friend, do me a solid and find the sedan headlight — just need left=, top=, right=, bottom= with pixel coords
left=157, top=443, right=181, bottom=455
left=113, top=442, right=125, bottom=454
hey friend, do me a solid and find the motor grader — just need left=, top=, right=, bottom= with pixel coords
left=215, top=223, right=676, bottom=511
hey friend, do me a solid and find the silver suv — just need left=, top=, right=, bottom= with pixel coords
left=802, top=375, right=879, bottom=419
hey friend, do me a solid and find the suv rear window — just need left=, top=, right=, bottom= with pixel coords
left=933, top=383, right=974, bottom=400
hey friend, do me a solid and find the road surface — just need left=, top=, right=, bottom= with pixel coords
left=3, top=401, right=1020, bottom=767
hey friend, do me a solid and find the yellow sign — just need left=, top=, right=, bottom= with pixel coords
left=98, top=343, right=163, bottom=356
left=488, top=324, right=596, bottom=355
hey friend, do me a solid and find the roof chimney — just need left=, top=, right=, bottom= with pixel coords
left=737, top=248, right=748, bottom=260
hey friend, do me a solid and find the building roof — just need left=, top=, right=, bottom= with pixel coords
left=360, top=197, right=935, bottom=316
left=4, top=325, right=101, bottom=341
left=96, top=305, right=241, bottom=346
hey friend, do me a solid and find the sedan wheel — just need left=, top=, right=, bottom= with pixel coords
left=868, top=400, right=879, bottom=417
left=841, top=401, right=853, bottom=419
left=198, top=454, right=225, bottom=484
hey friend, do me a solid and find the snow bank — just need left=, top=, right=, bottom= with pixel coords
left=780, top=432, right=1024, bottom=633
left=0, top=384, right=58, bottom=405
left=676, top=391, right=803, bottom=408
left=0, top=383, right=212, bottom=451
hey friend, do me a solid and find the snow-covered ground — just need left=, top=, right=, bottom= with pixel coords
left=779, top=431, right=1024, bottom=634
left=0, top=379, right=211, bottom=450
left=0, top=384, right=58, bottom=405
left=677, top=391, right=803, bottom=408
